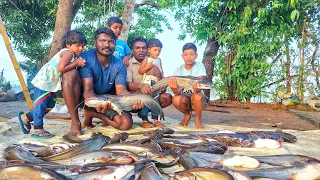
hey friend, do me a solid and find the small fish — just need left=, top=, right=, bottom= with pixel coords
left=152, top=76, right=213, bottom=96
left=85, top=93, right=165, bottom=120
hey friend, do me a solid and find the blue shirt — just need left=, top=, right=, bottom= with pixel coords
left=113, top=40, right=131, bottom=61
left=78, top=49, right=127, bottom=95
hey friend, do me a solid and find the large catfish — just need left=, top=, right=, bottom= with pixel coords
left=152, top=76, right=213, bottom=96
left=43, top=134, right=109, bottom=161
left=85, top=93, right=164, bottom=120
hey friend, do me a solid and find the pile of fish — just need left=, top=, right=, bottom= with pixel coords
left=1, top=128, right=320, bottom=180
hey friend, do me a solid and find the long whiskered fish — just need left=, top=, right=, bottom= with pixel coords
left=152, top=76, right=213, bottom=96
left=85, top=94, right=165, bottom=120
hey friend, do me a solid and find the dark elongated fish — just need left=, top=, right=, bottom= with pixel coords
left=73, top=165, right=134, bottom=180
left=140, top=162, right=163, bottom=180
left=252, top=154, right=320, bottom=166
left=85, top=93, right=164, bottom=120
left=252, top=131, right=297, bottom=143
left=43, top=134, right=109, bottom=161
left=152, top=76, right=213, bottom=96
left=174, top=167, right=234, bottom=180
left=170, top=148, right=199, bottom=169
left=0, top=164, right=70, bottom=180
left=240, top=162, right=320, bottom=179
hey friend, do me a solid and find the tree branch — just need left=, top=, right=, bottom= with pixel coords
left=134, top=0, right=159, bottom=8
left=261, top=74, right=299, bottom=88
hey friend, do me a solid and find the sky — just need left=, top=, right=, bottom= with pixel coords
left=0, top=13, right=205, bottom=90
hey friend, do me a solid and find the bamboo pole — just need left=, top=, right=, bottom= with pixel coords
left=0, top=16, right=34, bottom=110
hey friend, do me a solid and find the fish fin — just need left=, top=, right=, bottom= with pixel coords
left=293, top=160, right=308, bottom=167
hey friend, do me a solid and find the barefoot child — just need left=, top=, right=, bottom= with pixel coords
left=138, top=38, right=165, bottom=128
left=107, top=17, right=131, bottom=66
left=169, top=43, right=206, bottom=129
left=18, top=30, right=87, bottom=138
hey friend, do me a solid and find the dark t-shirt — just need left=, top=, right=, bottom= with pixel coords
left=78, top=49, right=127, bottom=95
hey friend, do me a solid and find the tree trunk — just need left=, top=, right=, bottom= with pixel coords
left=285, top=42, right=291, bottom=93
left=202, top=37, right=219, bottom=99
left=118, top=0, right=136, bottom=41
left=297, top=20, right=307, bottom=100
left=44, top=0, right=74, bottom=65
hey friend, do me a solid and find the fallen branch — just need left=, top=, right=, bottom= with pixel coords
left=203, top=107, right=230, bottom=113
left=208, top=103, right=248, bottom=109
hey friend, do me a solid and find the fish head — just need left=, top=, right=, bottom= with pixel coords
left=196, top=79, right=213, bottom=89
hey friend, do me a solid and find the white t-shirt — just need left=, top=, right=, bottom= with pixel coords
left=173, top=62, right=206, bottom=96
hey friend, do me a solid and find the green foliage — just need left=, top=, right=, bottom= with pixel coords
left=1, top=0, right=172, bottom=87
left=0, top=69, right=12, bottom=91
left=173, top=0, right=320, bottom=101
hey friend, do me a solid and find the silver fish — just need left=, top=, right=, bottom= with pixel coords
left=43, top=134, right=109, bottom=161
left=85, top=94, right=164, bottom=120
left=152, top=76, right=213, bottom=96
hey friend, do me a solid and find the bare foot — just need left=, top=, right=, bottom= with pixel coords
left=20, top=113, right=31, bottom=131
left=68, top=123, right=82, bottom=136
left=179, top=113, right=191, bottom=126
left=195, top=122, right=204, bottom=129
left=83, top=109, right=95, bottom=129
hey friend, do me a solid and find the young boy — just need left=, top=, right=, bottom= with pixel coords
left=107, top=17, right=131, bottom=66
left=168, top=43, right=206, bottom=129
left=138, top=38, right=165, bottom=128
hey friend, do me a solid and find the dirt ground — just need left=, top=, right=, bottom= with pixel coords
left=0, top=100, right=318, bottom=131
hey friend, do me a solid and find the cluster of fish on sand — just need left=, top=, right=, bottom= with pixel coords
left=1, top=127, right=320, bottom=180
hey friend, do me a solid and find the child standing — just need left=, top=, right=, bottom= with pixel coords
left=138, top=38, right=165, bottom=128
left=107, top=17, right=131, bottom=66
left=17, top=30, right=87, bottom=138
left=169, top=43, right=206, bottom=129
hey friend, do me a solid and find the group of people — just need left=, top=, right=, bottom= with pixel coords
left=17, top=17, right=207, bottom=138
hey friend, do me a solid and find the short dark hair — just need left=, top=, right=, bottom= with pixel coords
left=61, top=30, right=87, bottom=48
left=94, top=27, right=117, bottom=41
left=147, top=38, right=163, bottom=48
left=132, top=36, right=148, bottom=48
left=107, top=17, right=123, bottom=26
left=182, top=43, right=197, bottom=53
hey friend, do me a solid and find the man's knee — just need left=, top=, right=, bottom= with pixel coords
left=191, top=93, right=204, bottom=102
left=62, top=69, right=80, bottom=85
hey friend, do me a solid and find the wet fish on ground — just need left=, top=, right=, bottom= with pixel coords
left=43, top=134, right=110, bottom=161
left=169, top=148, right=199, bottom=170
left=140, top=162, right=163, bottom=180
left=102, top=144, right=162, bottom=158
left=152, top=76, right=213, bottom=96
left=52, top=150, right=138, bottom=166
left=240, top=162, right=320, bottom=179
left=4, top=144, right=55, bottom=164
left=85, top=93, right=165, bottom=120
left=20, top=143, right=55, bottom=157
left=73, top=165, right=134, bottom=180
left=0, top=164, right=70, bottom=180
left=252, top=154, right=320, bottom=166
left=173, top=167, right=234, bottom=180
left=189, top=152, right=260, bottom=169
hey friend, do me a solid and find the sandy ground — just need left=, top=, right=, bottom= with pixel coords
left=0, top=101, right=317, bottom=131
